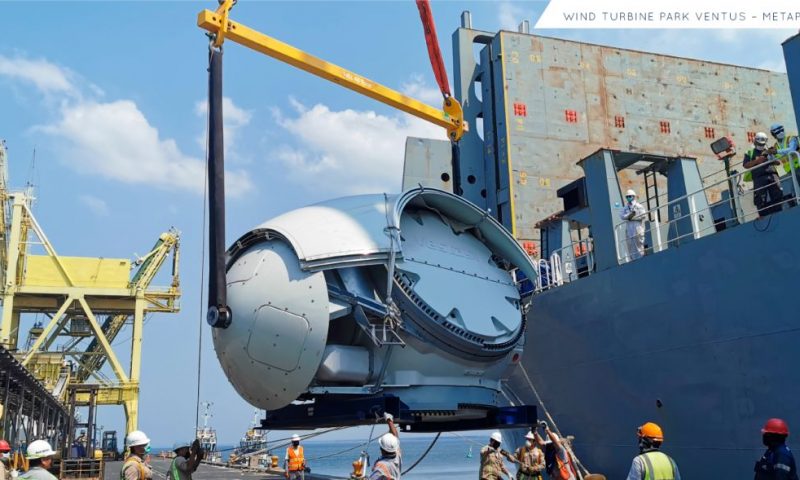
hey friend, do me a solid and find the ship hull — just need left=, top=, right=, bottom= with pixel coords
left=508, top=206, right=800, bottom=478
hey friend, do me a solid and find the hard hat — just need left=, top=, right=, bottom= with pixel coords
left=125, top=430, right=151, bottom=448
left=762, top=418, right=790, bottom=436
left=770, top=123, right=785, bottom=136
left=378, top=433, right=399, bottom=453
left=625, top=189, right=637, bottom=197
left=291, top=435, right=301, bottom=442
left=172, top=441, right=191, bottom=451
left=637, top=422, right=664, bottom=441
left=490, top=431, right=503, bottom=443
left=26, top=440, right=55, bottom=459
left=0, top=439, right=10, bottom=452
left=754, top=132, right=769, bottom=147
left=525, top=431, right=535, bottom=441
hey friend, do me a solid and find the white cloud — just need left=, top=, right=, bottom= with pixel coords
left=41, top=100, right=253, bottom=197
left=498, top=2, right=530, bottom=31
left=0, top=55, right=76, bottom=95
left=79, top=194, right=110, bottom=216
left=272, top=98, right=446, bottom=195
left=194, top=97, right=253, bottom=157
left=401, top=75, right=444, bottom=106
left=1, top=55, right=253, bottom=197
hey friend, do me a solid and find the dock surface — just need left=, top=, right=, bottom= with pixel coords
left=105, top=458, right=341, bottom=479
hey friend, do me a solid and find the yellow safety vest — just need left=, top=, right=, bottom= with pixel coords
left=775, top=134, right=799, bottom=174
left=743, top=148, right=760, bottom=182
left=639, top=451, right=677, bottom=480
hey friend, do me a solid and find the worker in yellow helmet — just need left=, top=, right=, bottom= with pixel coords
left=625, top=422, right=680, bottom=480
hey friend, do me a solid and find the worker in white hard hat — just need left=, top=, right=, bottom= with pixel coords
left=514, top=431, right=545, bottom=480
left=167, top=439, right=204, bottom=480
left=121, top=430, right=153, bottom=480
left=744, top=131, right=784, bottom=217
left=770, top=123, right=800, bottom=189
left=19, top=440, right=57, bottom=480
left=619, top=189, right=647, bottom=261
left=284, top=434, right=306, bottom=480
left=480, top=431, right=512, bottom=480
left=369, top=413, right=401, bottom=480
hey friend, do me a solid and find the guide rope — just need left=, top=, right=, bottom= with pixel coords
left=194, top=45, right=214, bottom=433
left=401, top=432, right=441, bottom=475
left=518, top=363, right=592, bottom=479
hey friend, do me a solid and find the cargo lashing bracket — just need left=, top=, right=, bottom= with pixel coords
left=327, top=285, right=405, bottom=347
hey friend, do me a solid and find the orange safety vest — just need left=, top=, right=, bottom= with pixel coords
left=552, top=451, right=577, bottom=480
left=287, top=446, right=305, bottom=471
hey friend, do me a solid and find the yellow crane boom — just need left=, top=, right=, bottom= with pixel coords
left=196, top=2, right=466, bottom=141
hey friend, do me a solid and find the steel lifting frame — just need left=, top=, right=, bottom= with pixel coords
left=196, top=0, right=466, bottom=142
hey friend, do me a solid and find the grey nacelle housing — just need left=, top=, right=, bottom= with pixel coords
left=213, top=188, right=536, bottom=412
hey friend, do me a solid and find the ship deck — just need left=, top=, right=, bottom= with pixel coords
left=104, top=458, right=341, bottom=479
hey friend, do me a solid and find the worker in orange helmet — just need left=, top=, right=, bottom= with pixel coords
left=625, top=422, right=680, bottom=480
left=755, top=418, right=798, bottom=480
left=0, top=439, right=11, bottom=480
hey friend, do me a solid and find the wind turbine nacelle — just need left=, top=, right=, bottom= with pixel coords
left=212, top=188, right=536, bottom=422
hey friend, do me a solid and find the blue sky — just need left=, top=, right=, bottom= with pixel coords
left=1, top=1, right=794, bottom=446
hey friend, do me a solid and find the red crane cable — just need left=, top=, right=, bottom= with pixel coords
left=415, top=0, right=451, bottom=98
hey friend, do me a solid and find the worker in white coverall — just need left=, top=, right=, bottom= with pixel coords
left=619, top=189, right=647, bottom=261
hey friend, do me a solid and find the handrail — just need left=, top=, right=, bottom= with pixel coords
left=789, top=151, right=800, bottom=200
left=615, top=167, right=798, bottom=262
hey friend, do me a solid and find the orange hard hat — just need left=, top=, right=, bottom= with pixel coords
left=637, top=422, right=664, bottom=441
left=0, top=439, right=10, bottom=452
left=762, top=418, right=790, bottom=436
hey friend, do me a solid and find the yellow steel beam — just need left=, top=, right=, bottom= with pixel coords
left=74, top=385, right=138, bottom=404
left=77, top=296, right=130, bottom=383
left=0, top=197, right=25, bottom=348
left=22, top=202, right=75, bottom=287
left=21, top=296, right=74, bottom=367
left=197, top=8, right=466, bottom=141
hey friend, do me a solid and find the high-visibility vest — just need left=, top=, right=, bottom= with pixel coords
left=639, top=451, right=677, bottom=480
left=775, top=134, right=800, bottom=173
left=121, top=455, right=146, bottom=480
left=743, top=147, right=781, bottom=182
left=552, top=451, right=577, bottom=480
left=287, top=446, right=304, bottom=472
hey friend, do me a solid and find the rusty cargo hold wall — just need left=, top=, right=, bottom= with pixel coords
left=404, top=26, right=797, bottom=243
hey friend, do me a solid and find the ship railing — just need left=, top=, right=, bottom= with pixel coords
left=513, top=239, right=595, bottom=296
left=615, top=154, right=800, bottom=263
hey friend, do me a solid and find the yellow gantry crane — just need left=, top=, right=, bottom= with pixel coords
left=196, top=0, right=466, bottom=142
left=0, top=142, right=180, bottom=434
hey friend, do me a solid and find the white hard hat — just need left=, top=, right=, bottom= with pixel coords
left=490, top=431, right=503, bottom=443
left=26, top=440, right=55, bottom=459
left=125, top=430, right=150, bottom=448
left=625, top=189, right=637, bottom=197
left=378, top=433, right=399, bottom=453
left=291, top=435, right=301, bottom=442
left=525, top=431, right=535, bottom=440
left=754, top=132, right=769, bottom=147
left=173, top=441, right=191, bottom=451
left=770, top=123, right=785, bottom=137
